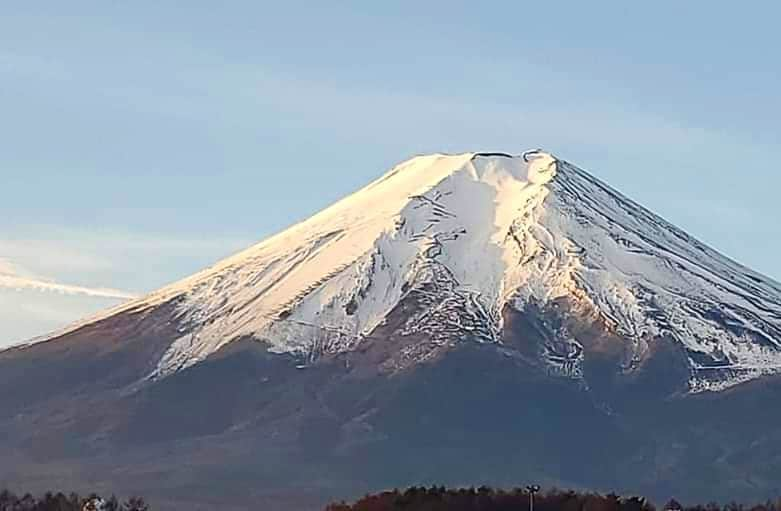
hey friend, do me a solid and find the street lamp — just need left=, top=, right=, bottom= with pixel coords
left=525, top=485, right=541, bottom=511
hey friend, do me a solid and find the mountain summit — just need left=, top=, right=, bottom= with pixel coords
left=3, top=150, right=781, bottom=510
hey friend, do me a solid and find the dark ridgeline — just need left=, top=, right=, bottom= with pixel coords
left=0, top=490, right=149, bottom=511
left=325, top=487, right=781, bottom=511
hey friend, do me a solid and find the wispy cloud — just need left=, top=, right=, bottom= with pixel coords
left=0, top=228, right=252, bottom=292
left=0, top=227, right=253, bottom=345
left=0, top=257, right=136, bottom=299
left=0, top=274, right=136, bottom=299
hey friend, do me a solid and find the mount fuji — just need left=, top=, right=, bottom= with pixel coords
left=2, top=150, right=781, bottom=510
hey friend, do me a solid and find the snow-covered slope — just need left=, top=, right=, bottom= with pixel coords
left=146, top=150, right=558, bottom=376
left=24, top=150, right=781, bottom=390
left=543, top=162, right=781, bottom=391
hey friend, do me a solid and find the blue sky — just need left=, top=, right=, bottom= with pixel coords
left=1, top=1, right=780, bottom=344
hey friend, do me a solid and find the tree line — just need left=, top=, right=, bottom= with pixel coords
left=0, top=489, right=149, bottom=511
left=6, top=486, right=781, bottom=511
left=325, top=487, right=781, bottom=511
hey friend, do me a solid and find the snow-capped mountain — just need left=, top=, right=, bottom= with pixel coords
left=4, top=149, right=781, bottom=510
left=28, top=150, right=781, bottom=391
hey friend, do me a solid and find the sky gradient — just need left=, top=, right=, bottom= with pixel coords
left=2, top=1, right=780, bottom=345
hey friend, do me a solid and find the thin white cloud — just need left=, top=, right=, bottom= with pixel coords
left=0, top=257, right=136, bottom=300
left=0, top=229, right=253, bottom=346
left=0, top=274, right=136, bottom=299
left=0, top=229, right=252, bottom=294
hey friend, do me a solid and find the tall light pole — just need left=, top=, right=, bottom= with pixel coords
left=525, top=485, right=541, bottom=511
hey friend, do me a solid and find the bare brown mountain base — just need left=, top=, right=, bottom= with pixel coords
left=2, top=298, right=780, bottom=510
